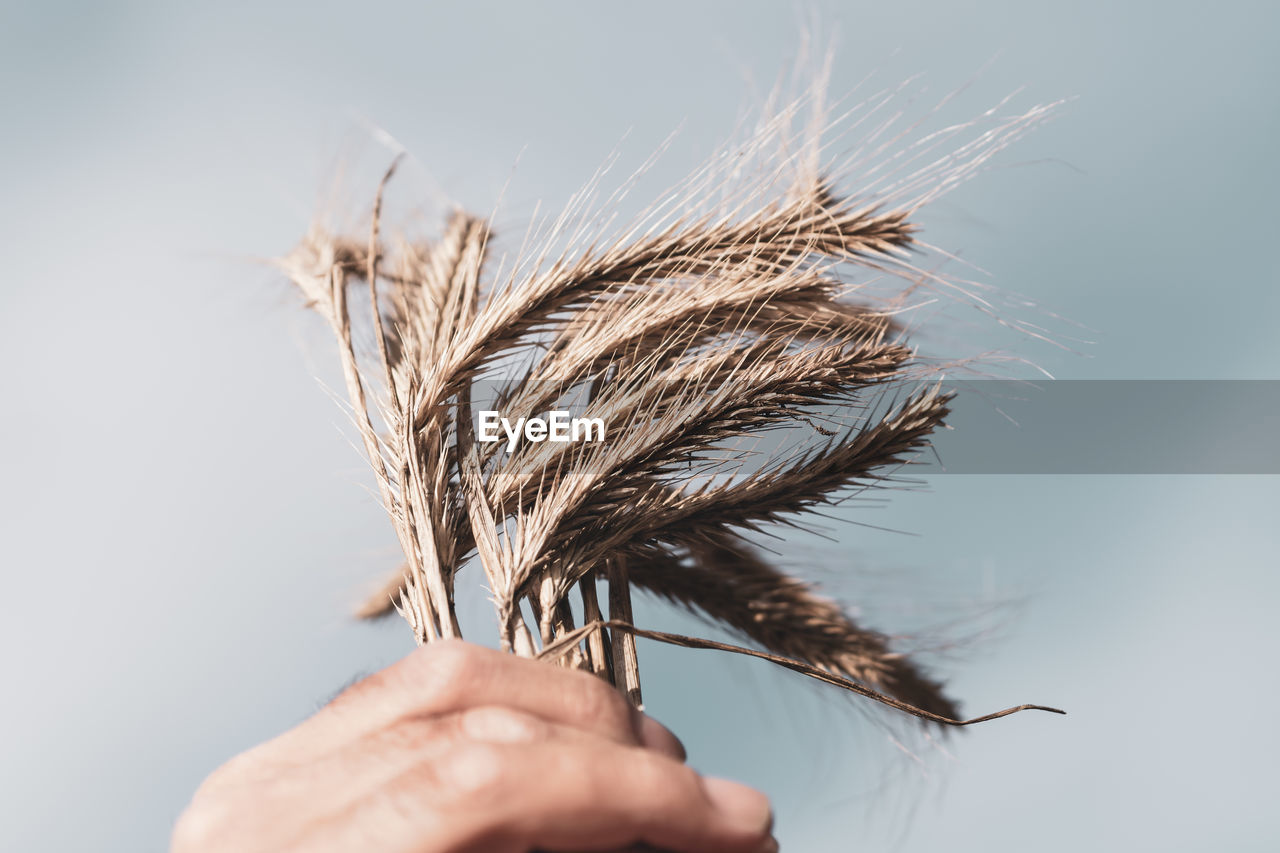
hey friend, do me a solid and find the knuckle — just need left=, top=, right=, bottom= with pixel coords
left=434, top=741, right=510, bottom=803
left=457, top=706, right=544, bottom=744
left=420, top=638, right=477, bottom=669
left=404, top=640, right=478, bottom=708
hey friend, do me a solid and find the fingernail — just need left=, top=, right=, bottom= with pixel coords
left=701, top=776, right=773, bottom=835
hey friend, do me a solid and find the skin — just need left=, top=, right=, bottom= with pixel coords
left=172, top=640, right=777, bottom=853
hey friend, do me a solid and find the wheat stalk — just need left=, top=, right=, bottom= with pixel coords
left=278, top=78, right=1064, bottom=726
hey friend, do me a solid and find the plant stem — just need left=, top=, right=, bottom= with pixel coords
left=579, top=571, right=614, bottom=682
left=607, top=557, right=643, bottom=708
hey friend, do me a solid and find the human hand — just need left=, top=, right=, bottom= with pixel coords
left=172, top=640, right=776, bottom=852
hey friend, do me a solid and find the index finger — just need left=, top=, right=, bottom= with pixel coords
left=326, top=640, right=684, bottom=758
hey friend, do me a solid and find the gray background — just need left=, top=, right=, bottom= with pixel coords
left=2, top=1, right=1277, bottom=851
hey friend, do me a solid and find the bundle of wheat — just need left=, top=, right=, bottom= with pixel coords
left=278, top=76, right=1062, bottom=727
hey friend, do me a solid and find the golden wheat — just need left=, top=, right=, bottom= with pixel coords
left=278, top=75, right=1064, bottom=727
